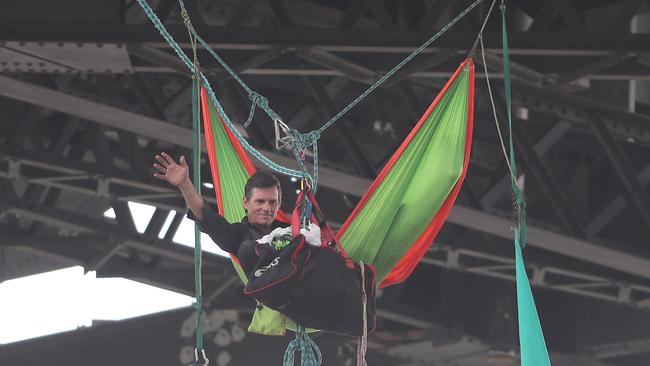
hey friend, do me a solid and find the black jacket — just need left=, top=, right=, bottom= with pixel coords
left=190, top=202, right=377, bottom=336
left=188, top=203, right=286, bottom=275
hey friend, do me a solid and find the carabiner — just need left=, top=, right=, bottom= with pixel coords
left=193, top=348, right=209, bottom=366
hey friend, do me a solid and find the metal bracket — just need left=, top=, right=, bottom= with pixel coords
left=273, top=118, right=292, bottom=150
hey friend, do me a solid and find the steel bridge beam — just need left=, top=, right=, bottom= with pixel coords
left=3, top=26, right=650, bottom=54
left=1, top=74, right=650, bottom=280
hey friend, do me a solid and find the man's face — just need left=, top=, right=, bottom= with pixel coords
left=243, top=186, right=280, bottom=227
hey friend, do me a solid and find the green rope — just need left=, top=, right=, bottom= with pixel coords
left=177, top=0, right=483, bottom=137
left=283, top=326, right=322, bottom=366
left=315, top=0, right=484, bottom=136
left=135, top=0, right=306, bottom=181
left=191, top=71, right=206, bottom=361
left=137, top=0, right=484, bottom=189
left=175, top=0, right=484, bottom=191
left=177, top=0, right=483, bottom=141
left=500, top=0, right=526, bottom=248
left=137, top=0, right=487, bottom=191
left=175, top=0, right=317, bottom=189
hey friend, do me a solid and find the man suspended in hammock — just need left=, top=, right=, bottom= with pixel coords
left=154, top=152, right=285, bottom=254
left=153, top=152, right=376, bottom=336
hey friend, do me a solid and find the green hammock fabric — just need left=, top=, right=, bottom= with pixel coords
left=338, top=60, right=474, bottom=286
left=201, top=89, right=252, bottom=283
left=202, top=95, right=251, bottom=224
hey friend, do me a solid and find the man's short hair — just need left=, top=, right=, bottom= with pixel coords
left=244, top=170, right=282, bottom=201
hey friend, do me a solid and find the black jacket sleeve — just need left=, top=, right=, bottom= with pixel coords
left=187, top=202, right=245, bottom=254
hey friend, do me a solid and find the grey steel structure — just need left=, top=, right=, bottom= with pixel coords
left=1, top=0, right=650, bottom=365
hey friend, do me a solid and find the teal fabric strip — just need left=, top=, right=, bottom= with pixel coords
left=501, top=3, right=550, bottom=365
left=501, top=1, right=526, bottom=248
left=515, top=242, right=551, bottom=366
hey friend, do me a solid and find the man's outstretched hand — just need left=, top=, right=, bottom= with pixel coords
left=153, top=152, right=190, bottom=187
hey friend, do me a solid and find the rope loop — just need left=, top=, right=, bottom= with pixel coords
left=283, top=326, right=322, bottom=366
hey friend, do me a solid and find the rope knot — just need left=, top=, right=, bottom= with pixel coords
left=308, top=130, right=320, bottom=141
left=249, top=91, right=268, bottom=107
left=287, top=129, right=319, bottom=152
left=180, top=8, right=191, bottom=27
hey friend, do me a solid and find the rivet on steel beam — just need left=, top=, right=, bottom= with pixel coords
left=446, top=248, right=460, bottom=269
left=532, top=266, right=546, bottom=287
left=97, top=177, right=110, bottom=198
left=8, top=160, right=20, bottom=180
left=618, top=284, right=632, bottom=303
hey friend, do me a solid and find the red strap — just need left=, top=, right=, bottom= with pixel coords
left=290, top=186, right=354, bottom=267
left=306, top=190, right=336, bottom=244
left=291, top=191, right=304, bottom=237
left=304, top=190, right=353, bottom=266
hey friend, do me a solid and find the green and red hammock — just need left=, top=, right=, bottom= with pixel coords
left=201, top=58, right=474, bottom=288
left=134, top=0, right=550, bottom=363
left=201, top=56, right=550, bottom=366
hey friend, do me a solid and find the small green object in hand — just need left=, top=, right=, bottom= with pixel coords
left=272, top=233, right=292, bottom=251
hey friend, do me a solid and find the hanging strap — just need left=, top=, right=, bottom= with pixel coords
left=180, top=4, right=209, bottom=363
left=291, top=190, right=305, bottom=238
left=501, top=7, right=551, bottom=366
left=356, top=262, right=368, bottom=366
left=500, top=0, right=527, bottom=248
left=190, top=50, right=209, bottom=366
